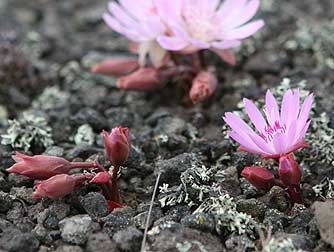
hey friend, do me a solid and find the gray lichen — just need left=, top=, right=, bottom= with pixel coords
left=159, top=164, right=255, bottom=236
left=32, top=86, right=69, bottom=111
left=73, top=124, right=95, bottom=145
left=312, top=177, right=334, bottom=199
left=1, top=112, right=53, bottom=151
left=262, top=237, right=306, bottom=252
left=193, top=194, right=254, bottom=236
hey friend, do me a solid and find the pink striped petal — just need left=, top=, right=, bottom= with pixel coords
left=227, top=131, right=263, bottom=154
left=294, top=120, right=311, bottom=145
left=272, top=133, right=288, bottom=154
left=280, top=89, right=293, bottom=126
left=224, top=20, right=264, bottom=40
left=297, top=94, right=313, bottom=132
left=226, top=0, right=261, bottom=29
left=243, top=98, right=267, bottom=133
left=218, top=0, right=247, bottom=21
left=265, top=90, right=280, bottom=125
left=248, top=133, right=274, bottom=155
left=287, top=120, right=298, bottom=144
left=109, top=2, right=138, bottom=29
left=223, top=112, right=257, bottom=138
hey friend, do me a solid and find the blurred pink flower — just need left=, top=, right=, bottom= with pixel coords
left=224, top=89, right=313, bottom=158
left=155, top=0, right=264, bottom=63
left=103, top=0, right=168, bottom=67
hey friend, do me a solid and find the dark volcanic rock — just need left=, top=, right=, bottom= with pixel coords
left=312, top=200, right=334, bottom=247
left=148, top=222, right=225, bottom=252
left=113, top=226, right=143, bottom=252
left=0, top=191, right=12, bottom=213
left=59, top=214, right=98, bottom=245
left=79, top=192, right=109, bottom=219
left=86, top=232, right=119, bottom=252
left=0, top=228, right=39, bottom=252
left=102, top=214, right=133, bottom=237
left=181, top=212, right=216, bottom=233
left=155, top=153, right=200, bottom=185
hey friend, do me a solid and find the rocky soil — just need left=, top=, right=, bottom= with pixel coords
left=0, top=0, right=334, bottom=252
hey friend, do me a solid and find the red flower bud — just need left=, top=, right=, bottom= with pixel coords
left=103, top=127, right=130, bottom=167
left=241, top=166, right=275, bottom=191
left=32, top=174, right=87, bottom=199
left=90, top=172, right=111, bottom=184
left=7, top=152, right=71, bottom=180
left=91, top=57, right=139, bottom=76
left=189, top=70, right=218, bottom=103
left=116, top=67, right=165, bottom=91
left=278, top=153, right=302, bottom=186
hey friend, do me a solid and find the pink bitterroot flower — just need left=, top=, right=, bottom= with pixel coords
left=223, top=89, right=313, bottom=158
left=103, top=0, right=168, bottom=68
left=155, top=0, right=264, bottom=64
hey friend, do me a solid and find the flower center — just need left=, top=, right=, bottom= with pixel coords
left=183, top=6, right=220, bottom=42
left=260, top=121, right=287, bottom=143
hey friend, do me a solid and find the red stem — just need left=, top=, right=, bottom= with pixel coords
left=110, top=165, right=122, bottom=203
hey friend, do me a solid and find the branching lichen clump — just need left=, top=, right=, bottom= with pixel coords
left=1, top=112, right=54, bottom=151
left=32, top=86, right=69, bottom=111
left=159, top=163, right=255, bottom=236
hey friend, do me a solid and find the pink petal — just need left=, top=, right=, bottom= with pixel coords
left=211, top=40, right=241, bottom=49
left=226, top=0, right=261, bottom=29
left=224, top=20, right=264, bottom=40
left=294, top=120, right=311, bottom=145
left=199, top=0, right=221, bottom=12
left=103, top=13, right=125, bottom=34
left=109, top=2, right=137, bottom=28
left=190, top=39, right=210, bottom=49
left=227, top=131, right=263, bottom=154
left=248, top=133, right=274, bottom=155
left=154, top=0, right=183, bottom=25
left=243, top=98, right=267, bottom=133
left=119, top=0, right=146, bottom=20
left=218, top=0, right=247, bottom=19
left=157, top=36, right=189, bottom=51
left=272, top=133, right=288, bottom=154
left=287, top=120, right=298, bottom=144
left=211, top=48, right=236, bottom=65
left=223, top=112, right=256, bottom=138
left=144, top=16, right=166, bottom=36
left=265, top=90, right=280, bottom=125
left=297, top=94, right=313, bottom=132
left=280, top=89, right=293, bottom=126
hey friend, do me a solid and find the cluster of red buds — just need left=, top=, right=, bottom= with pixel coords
left=91, top=55, right=219, bottom=104
left=242, top=153, right=304, bottom=204
left=6, top=126, right=130, bottom=210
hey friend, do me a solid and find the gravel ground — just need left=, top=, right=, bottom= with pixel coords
left=0, top=0, right=334, bottom=252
